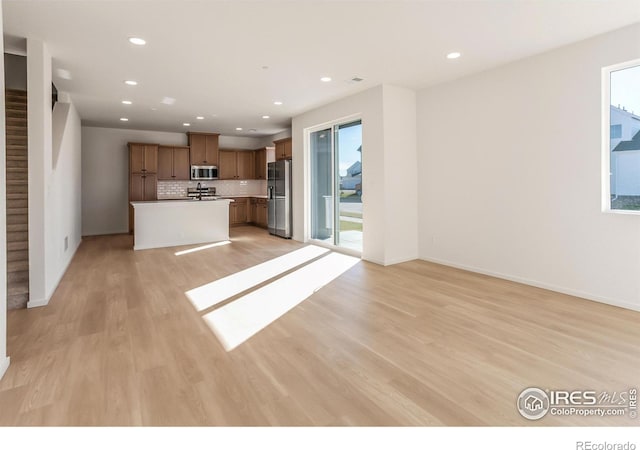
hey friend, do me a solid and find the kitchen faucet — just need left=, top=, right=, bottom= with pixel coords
left=197, top=182, right=202, bottom=200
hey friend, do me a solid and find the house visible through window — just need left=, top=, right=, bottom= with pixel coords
left=606, top=60, right=640, bottom=212
left=610, top=124, right=622, bottom=139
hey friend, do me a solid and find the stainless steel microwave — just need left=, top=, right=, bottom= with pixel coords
left=191, top=165, right=218, bottom=180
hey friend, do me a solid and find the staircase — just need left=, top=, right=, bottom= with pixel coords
left=5, top=89, right=29, bottom=310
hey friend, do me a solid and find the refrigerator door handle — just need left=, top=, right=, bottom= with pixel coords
left=268, top=185, right=274, bottom=200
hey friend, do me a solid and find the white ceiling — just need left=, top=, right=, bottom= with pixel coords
left=3, top=0, right=640, bottom=137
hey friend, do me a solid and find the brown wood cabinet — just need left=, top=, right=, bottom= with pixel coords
left=254, top=148, right=269, bottom=179
left=130, top=173, right=157, bottom=201
left=255, top=149, right=266, bottom=179
left=274, top=137, right=292, bottom=161
left=248, top=197, right=268, bottom=228
left=238, top=151, right=255, bottom=179
left=129, top=143, right=159, bottom=233
left=248, top=198, right=257, bottom=223
left=129, top=143, right=158, bottom=173
left=256, top=198, right=268, bottom=228
left=219, top=150, right=237, bottom=180
left=187, top=132, right=219, bottom=166
left=158, top=146, right=190, bottom=180
left=228, top=198, right=249, bottom=226
left=219, top=150, right=256, bottom=180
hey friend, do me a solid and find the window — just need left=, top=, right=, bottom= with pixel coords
left=610, top=124, right=622, bottom=139
left=603, top=59, right=640, bottom=212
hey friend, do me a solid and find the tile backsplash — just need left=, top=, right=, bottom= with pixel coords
left=157, top=179, right=267, bottom=198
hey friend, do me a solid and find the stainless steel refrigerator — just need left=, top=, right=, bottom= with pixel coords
left=267, top=160, right=292, bottom=238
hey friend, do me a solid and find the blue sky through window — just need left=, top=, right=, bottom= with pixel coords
left=611, top=64, right=640, bottom=114
left=338, top=122, right=362, bottom=177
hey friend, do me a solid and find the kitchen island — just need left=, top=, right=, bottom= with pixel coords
left=130, top=198, right=233, bottom=250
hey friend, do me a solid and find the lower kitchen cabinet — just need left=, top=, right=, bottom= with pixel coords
left=229, top=197, right=268, bottom=228
left=129, top=173, right=157, bottom=233
left=229, top=198, right=248, bottom=225
left=249, top=198, right=257, bottom=223
left=256, top=199, right=268, bottom=228
left=248, top=197, right=268, bottom=228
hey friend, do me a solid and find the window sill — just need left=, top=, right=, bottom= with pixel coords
left=602, top=208, right=640, bottom=216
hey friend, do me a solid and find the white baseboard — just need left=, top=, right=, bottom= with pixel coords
left=28, top=239, right=82, bottom=309
left=0, top=357, right=10, bottom=380
left=420, top=255, right=640, bottom=313
left=27, top=297, right=48, bottom=308
left=383, top=254, right=419, bottom=266
left=363, top=255, right=418, bottom=266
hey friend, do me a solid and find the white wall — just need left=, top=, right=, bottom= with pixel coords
left=27, top=40, right=83, bottom=308
left=258, top=129, right=291, bottom=148
left=0, top=0, right=10, bottom=380
left=81, top=126, right=272, bottom=236
left=417, top=23, right=640, bottom=311
left=27, top=39, right=51, bottom=307
left=291, top=84, right=418, bottom=265
left=46, top=94, right=82, bottom=303
left=382, top=85, right=419, bottom=264
left=219, top=135, right=265, bottom=149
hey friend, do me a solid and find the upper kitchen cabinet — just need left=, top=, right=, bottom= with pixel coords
left=158, top=146, right=190, bottom=180
left=219, top=149, right=256, bottom=180
left=253, top=147, right=275, bottom=179
left=188, top=132, right=219, bottom=166
left=219, top=150, right=237, bottom=180
left=129, top=143, right=158, bottom=173
left=238, top=151, right=255, bottom=179
left=274, top=137, right=292, bottom=161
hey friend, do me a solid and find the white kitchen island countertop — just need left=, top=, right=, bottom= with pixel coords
left=131, top=199, right=232, bottom=250
left=218, top=194, right=268, bottom=199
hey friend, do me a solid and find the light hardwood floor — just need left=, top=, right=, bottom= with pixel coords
left=1, top=226, right=639, bottom=426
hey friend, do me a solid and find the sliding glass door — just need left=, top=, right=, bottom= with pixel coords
left=310, top=128, right=334, bottom=243
left=309, top=119, right=362, bottom=252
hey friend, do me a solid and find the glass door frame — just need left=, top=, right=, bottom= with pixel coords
left=304, top=114, right=363, bottom=256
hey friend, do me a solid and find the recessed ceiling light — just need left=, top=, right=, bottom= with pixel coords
left=235, top=127, right=243, bottom=131
left=320, top=76, right=332, bottom=82
left=274, top=101, right=283, bottom=106
left=122, top=100, right=132, bottom=105
left=161, top=97, right=176, bottom=105
left=446, top=52, right=462, bottom=59
left=128, top=37, right=146, bottom=46
left=150, top=107, right=157, bottom=111
left=196, top=116, right=204, bottom=120
left=183, top=123, right=191, bottom=127
left=249, top=129, right=257, bottom=132
left=262, top=115, right=270, bottom=119
left=124, top=80, right=138, bottom=86
left=120, top=118, right=129, bottom=122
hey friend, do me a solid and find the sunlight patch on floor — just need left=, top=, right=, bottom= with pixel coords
left=174, top=240, right=231, bottom=256
left=202, top=252, right=360, bottom=351
left=185, top=245, right=330, bottom=311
